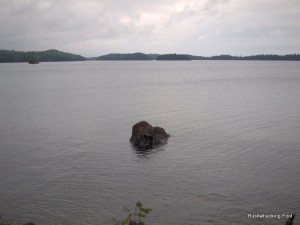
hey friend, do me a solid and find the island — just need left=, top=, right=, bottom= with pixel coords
left=0, top=49, right=85, bottom=63
left=96, top=53, right=153, bottom=60
left=28, top=52, right=39, bottom=64
left=156, top=54, right=191, bottom=60
left=95, top=53, right=300, bottom=61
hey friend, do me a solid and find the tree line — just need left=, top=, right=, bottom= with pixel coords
left=0, top=49, right=85, bottom=63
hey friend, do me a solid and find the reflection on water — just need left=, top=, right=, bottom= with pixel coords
left=132, top=145, right=166, bottom=158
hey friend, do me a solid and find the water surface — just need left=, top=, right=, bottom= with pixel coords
left=0, top=61, right=299, bottom=225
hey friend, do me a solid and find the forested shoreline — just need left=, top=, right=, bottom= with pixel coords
left=1, top=50, right=300, bottom=62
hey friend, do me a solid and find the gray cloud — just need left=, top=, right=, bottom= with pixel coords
left=0, top=0, right=299, bottom=56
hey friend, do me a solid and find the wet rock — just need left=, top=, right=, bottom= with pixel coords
left=130, top=121, right=169, bottom=149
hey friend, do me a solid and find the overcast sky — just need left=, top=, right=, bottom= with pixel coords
left=0, top=0, right=299, bottom=57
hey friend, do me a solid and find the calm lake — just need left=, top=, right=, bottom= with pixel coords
left=0, top=61, right=299, bottom=225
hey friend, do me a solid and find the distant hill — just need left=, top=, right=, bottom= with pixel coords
left=0, top=49, right=85, bottom=63
left=156, top=54, right=300, bottom=61
left=202, top=54, right=300, bottom=61
left=147, top=54, right=160, bottom=60
left=94, top=53, right=300, bottom=61
left=4, top=50, right=298, bottom=62
left=242, top=54, right=300, bottom=61
left=188, top=55, right=207, bottom=60
left=96, top=53, right=153, bottom=60
left=209, top=55, right=237, bottom=60
left=156, top=54, right=191, bottom=60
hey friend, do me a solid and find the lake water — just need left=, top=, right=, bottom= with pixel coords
left=0, top=61, right=299, bottom=225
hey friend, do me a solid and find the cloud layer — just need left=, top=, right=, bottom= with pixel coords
left=0, top=0, right=299, bottom=56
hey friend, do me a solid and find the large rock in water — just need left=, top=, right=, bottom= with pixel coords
left=130, top=121, right=170, bottom=148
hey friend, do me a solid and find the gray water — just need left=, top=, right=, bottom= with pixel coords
left=0, top=61, right=299, bottom=225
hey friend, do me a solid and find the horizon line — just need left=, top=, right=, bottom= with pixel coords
left=1, top=48, right=300, bottom=58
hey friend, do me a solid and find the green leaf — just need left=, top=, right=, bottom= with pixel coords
left=137, top=213, right=146, bottom=218
left=140, top=208, right=152, bottom=214
left=138, top=222, right=145, bottom=225
left=136, top=201, right=143, bottom=208
left=121, top=213, right=132, bottom=225
left=127, top=213, right=133, bottom=220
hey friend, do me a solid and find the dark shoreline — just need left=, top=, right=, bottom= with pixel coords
left=1, top=49, right=300, bottom=62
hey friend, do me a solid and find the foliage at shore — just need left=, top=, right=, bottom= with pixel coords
left=157, top=53, right=300, bottom=61
left=113, top=201, right=152, bottom=225
left=96, top=53, right=300, bottom=61
left=96, top=53, right=153, bottom=60
left=206, top=54, right=300, bottom=61
left=0, top=49, right=85, bottom=63
left=1, top=49, right=300, bottom=62
left=156, top=54, right=191, bottom=60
